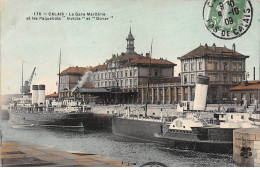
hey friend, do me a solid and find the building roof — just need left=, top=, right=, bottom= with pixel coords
left=107, top=52, right=176, bottom=67
left=124, top=57, right=175, bottom=67
left=46, top=93, right=58, bottom=98
left=90, top=64, right=108, bottom=71
left=229, top=81, right=260, bottom=91
left=76, top=88, right=109, bottom=93
left=150, top=77, right=180, bottom=84
left=60, top=67, right=91, bottom=75
left=178, top=44, right=249, bottom=60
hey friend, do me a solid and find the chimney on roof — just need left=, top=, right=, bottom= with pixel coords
left=224, top=45, right=226, bottom=48
left=121, top=52, right=125, bottom=56
left=205, top=43, right=208, bottom=49
left=112, top=54, right=116, bottom=58
left=212, top=43, right=216, bottom=51
left=146, top=53, right=150, bottom=58
left=254, top=67, right=256, bottom=80
left=232, top=43, right=236, bottom=53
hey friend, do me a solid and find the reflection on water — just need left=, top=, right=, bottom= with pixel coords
left=0, top=120, right=233, bottom=167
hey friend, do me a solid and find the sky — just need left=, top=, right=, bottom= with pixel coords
left=1, top=0, right=260, bottom=95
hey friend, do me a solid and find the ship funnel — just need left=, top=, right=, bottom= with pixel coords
left=32, top=85, right=38, bottom=105
left=193, top=76, right=209, bottom=111
left=38, top=84, right=45, bottom=106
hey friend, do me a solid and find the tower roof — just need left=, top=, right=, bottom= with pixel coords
left=127, top=27, right=134, bottom=40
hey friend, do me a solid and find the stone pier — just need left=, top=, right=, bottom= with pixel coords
left=233, top=128, right=260, bottom=167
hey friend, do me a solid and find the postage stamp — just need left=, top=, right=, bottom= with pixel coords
left=203, top=0, right=253, bottom=39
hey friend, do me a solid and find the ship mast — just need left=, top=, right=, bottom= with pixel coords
left=145, top=39, right=153, bottom=118
left=21, top=60, right=23, bottom=95
left=58, top=50, right=61, bottom=100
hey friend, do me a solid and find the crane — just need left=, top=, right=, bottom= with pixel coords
left=28, top=67, right=36, bottom=87
left=21, top=67, right=36, bottom=94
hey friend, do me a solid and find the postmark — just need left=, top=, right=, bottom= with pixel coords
left=203, top=0, right=253, bottom=40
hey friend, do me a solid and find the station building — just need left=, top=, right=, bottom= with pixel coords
left=58, top=29, right=249, bottom=105
left=91, top=28, right=177, bottom=104
left=178, top=43, right=248, bottom=103
left=229, top=81, right=260, bottom=106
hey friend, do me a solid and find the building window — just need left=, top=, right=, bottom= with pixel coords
left=117, top=71, right=119, bottom=78
left=121, top=71, right=123, bottom=77
left=154, top=69, right=158, bottom=76
left=237, top=75, right=242, bottom=82
left=241, top=115, right=244, bottom=119
left=231, top=115, right=233, bottom=119
left=250, top=93, right=255, bottom=104
left=125, top=79, right=128, bottom=87
left=214, top=62, right=218, bottom=70
left=105, top=81, right=107, bottom=87
left=232, top=94, right=237, bottom=101
left=134, top=79, right=137, bottom=86
left=232, top=63, right=237, bottom=70
left=109, top=72, right=111, bottom=78
left=223, top=74, right=228, bottom=82
left=184, top=63, right=188, bottom=71
left=120, top=80, right=123, bottom=87
left=198, top=62, right=202, bottom=70
left=232, top=75, right=236, bottom=82
left=125, top=70, right=128, bottom=77
left=134, top=69, right=137, bottom=76
left=98, top=82, right=100, bottom=87
left=191, top=63, right=195, bottom=71
left=98, top=74, right=100, bottom=80
left=184, top=75, right=188, bottom=84
left=130, top=79, right=132, bottom=87
left=241, top=93, right=246, bottom=100
left=238, top=63, right=242, bottom=70
left=130, top=70, right=132, bottom=77
left=223, top=63, right=228, bottom=70
left=191, top=74, right=195, bottom=83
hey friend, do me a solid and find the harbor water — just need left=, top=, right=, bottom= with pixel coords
left=0, top=120, right=233, bottom=167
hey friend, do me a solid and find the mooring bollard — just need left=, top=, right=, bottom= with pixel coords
left=233, top=128, right=260, bottom=167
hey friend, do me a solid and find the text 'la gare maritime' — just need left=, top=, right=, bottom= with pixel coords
left=33, top=12, right=109, bottom=21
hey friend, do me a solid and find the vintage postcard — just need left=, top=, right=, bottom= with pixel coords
left=0, top=0, right=260, bottom=167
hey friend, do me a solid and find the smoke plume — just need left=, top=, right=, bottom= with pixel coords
left=73, top=71, right=93, bottom=91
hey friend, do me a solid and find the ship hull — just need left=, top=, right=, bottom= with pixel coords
left=8, top=110, right=91, bottom=130
left=112, top=116, right=233, bottom=154
left=0, top=109, right=9, bottom=120
left=83, top=114, right=112, bottom=131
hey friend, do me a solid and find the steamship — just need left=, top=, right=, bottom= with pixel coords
left=8, top=84, right=92, bottom=130
left=112, top=76, right=259, bottom=154
left=8, top=55, right=92, bottom=130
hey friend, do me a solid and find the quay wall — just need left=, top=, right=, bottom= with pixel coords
left=233, top=128, right=260, bottom=167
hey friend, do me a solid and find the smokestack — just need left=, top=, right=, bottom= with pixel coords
left=32, top=85, right=38, bottom=105
left=254, top=67, right=255, bottom=80
left=38, top=84, right=45, bottom=106
left=193, top=76, right=209, bottom=111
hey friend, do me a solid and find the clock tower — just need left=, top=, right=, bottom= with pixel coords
left=126, top=27, right=135, bottom=53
